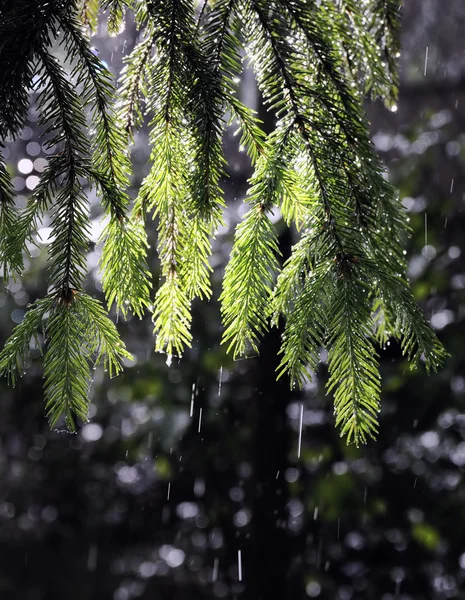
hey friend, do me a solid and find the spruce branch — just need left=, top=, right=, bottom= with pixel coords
left=57, top=9, right=153, bottom=315
left=102, top=0, right=131, bottom=35
left=371, top=0, right=402, bottom=105
left=204, top=0, right=266, bottom=163
left=277, top=259, right=333, bottom=387
left=99, top=215, right=152, bottom=319
left=78, top=0, right=100, bottom=33
left=327, top=271, right=381, bottom=446
left=221, top=201, right=280, bottom=356
left=0, top=151, right=17, bottom=279
left=0, top=0, right=447, bottom=443
left=221, top=125, right=298, bottom=356
left=118, top=32, right=155, bottom=137
left=0, top=300, right=49, bottom=386
left=44, top=293, right=132, bottom=431
left=37, top=48, right=90, bottom=297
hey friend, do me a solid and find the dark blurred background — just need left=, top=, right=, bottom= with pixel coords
left=1, top=2, right=464, bottom=599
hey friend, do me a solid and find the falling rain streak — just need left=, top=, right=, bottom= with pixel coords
left=212, top=558, right=219, bottom=582
left=218, top=365, right=223, bottom=396
left=238, top=550, right=243, bottom=581
left=198, top=408, right=203, bottom=433
left=190, top=383, right=195, bottom=417
left=298, top=403, right=304, bottom=459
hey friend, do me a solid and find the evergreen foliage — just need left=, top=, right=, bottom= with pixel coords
left=0, top=0, right=446, bottom=443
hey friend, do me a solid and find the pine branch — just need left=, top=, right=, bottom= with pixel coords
left=221, top=125, right=299, bottom=356
left=204, top=0, right=266, bottom=163
left=58, top=10, right=130, bottom=218
left=78, top=0, right=100, bottom=32
left=271, top=220, right=328, bottom=322
left=221, top=201, right=280, bottom=356
left=152, top=272, right=193, bottom=358
left=0, top=150, right=16, bottom=279
left=44, top=293, right=132, bottom=431
left=0, top=0, right=57, bottom=138
left=0, top=300, right=50, bottom=386
left=5, top=155, right=69, bottom=279
left=320, top=0, right=391, bottom=102
left=228, top=96, right=266, bottom=166
left=139, top=0, right=225, bottom=349
left=77, top=293, right=133, bottom=376
left=276, top=259, right=333, bottom=387
left=43, top=299, right=91, bottom=431
left=118, top=32, right=155, bottom=137
left=371, top=0, right=402, bottom=105
left=0, top=0, right=446, bottom=443
left=99, top=214, right=152, bottom=318
left=37, top=48, right=90, bottom=297
left=327, top=272, right=381, bottom=446
left=102, top=0, right=131, bottom=35
left=364, top=258, right=447, bottom=371
left=57, top=9, right=153, bottom=315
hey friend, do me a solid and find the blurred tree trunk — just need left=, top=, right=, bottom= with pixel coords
left=243, top=99, right=301, bottom=600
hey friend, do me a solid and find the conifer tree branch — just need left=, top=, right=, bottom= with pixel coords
left=0, top=0, right=446, bottom=443
left=44, top=293, right=132, bottom=431
left=277, top=259, right=333, bottom=387
left=78, top=0, right=100, bottom=33
left=102, top=0, right=131, bottom=34
left=57, top=8, right=152, bottom=316
left=327, top=272, right=381, bottom=446
left=37, top=48, right=90, bottom=298
left=205, top=0, right=266, bottom=163
left=371, top=0, right=401, bottom=104
left=119, top=33, right=155, bottom=137
left=0, top=151, right=16, bottom=279
left=0, top=0, right=58, bottom=138
left=221, top=124, right=297, bottom=355
left=244, top=0, right=346, bottom=251
left=0, top=300, right=50, bottom=386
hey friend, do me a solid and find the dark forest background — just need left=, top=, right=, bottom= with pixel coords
left=1, top=1, right=465, bottom=599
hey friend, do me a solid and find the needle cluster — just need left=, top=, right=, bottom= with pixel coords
left=0, top=0, right=445, bottom=443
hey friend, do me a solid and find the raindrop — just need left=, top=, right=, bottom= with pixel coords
left=297, top=403, right=304, bottom=459
left=218, top=365, right=223, bottom=396
left=212, top=557, right=219, bottom=582
left=237, top=550, right=243, bottom=581
left=424, top=46, right=429, bottom=76
left=190, top=383, right=195, bottom=417
left=198, top=408, right=203, bottom=433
